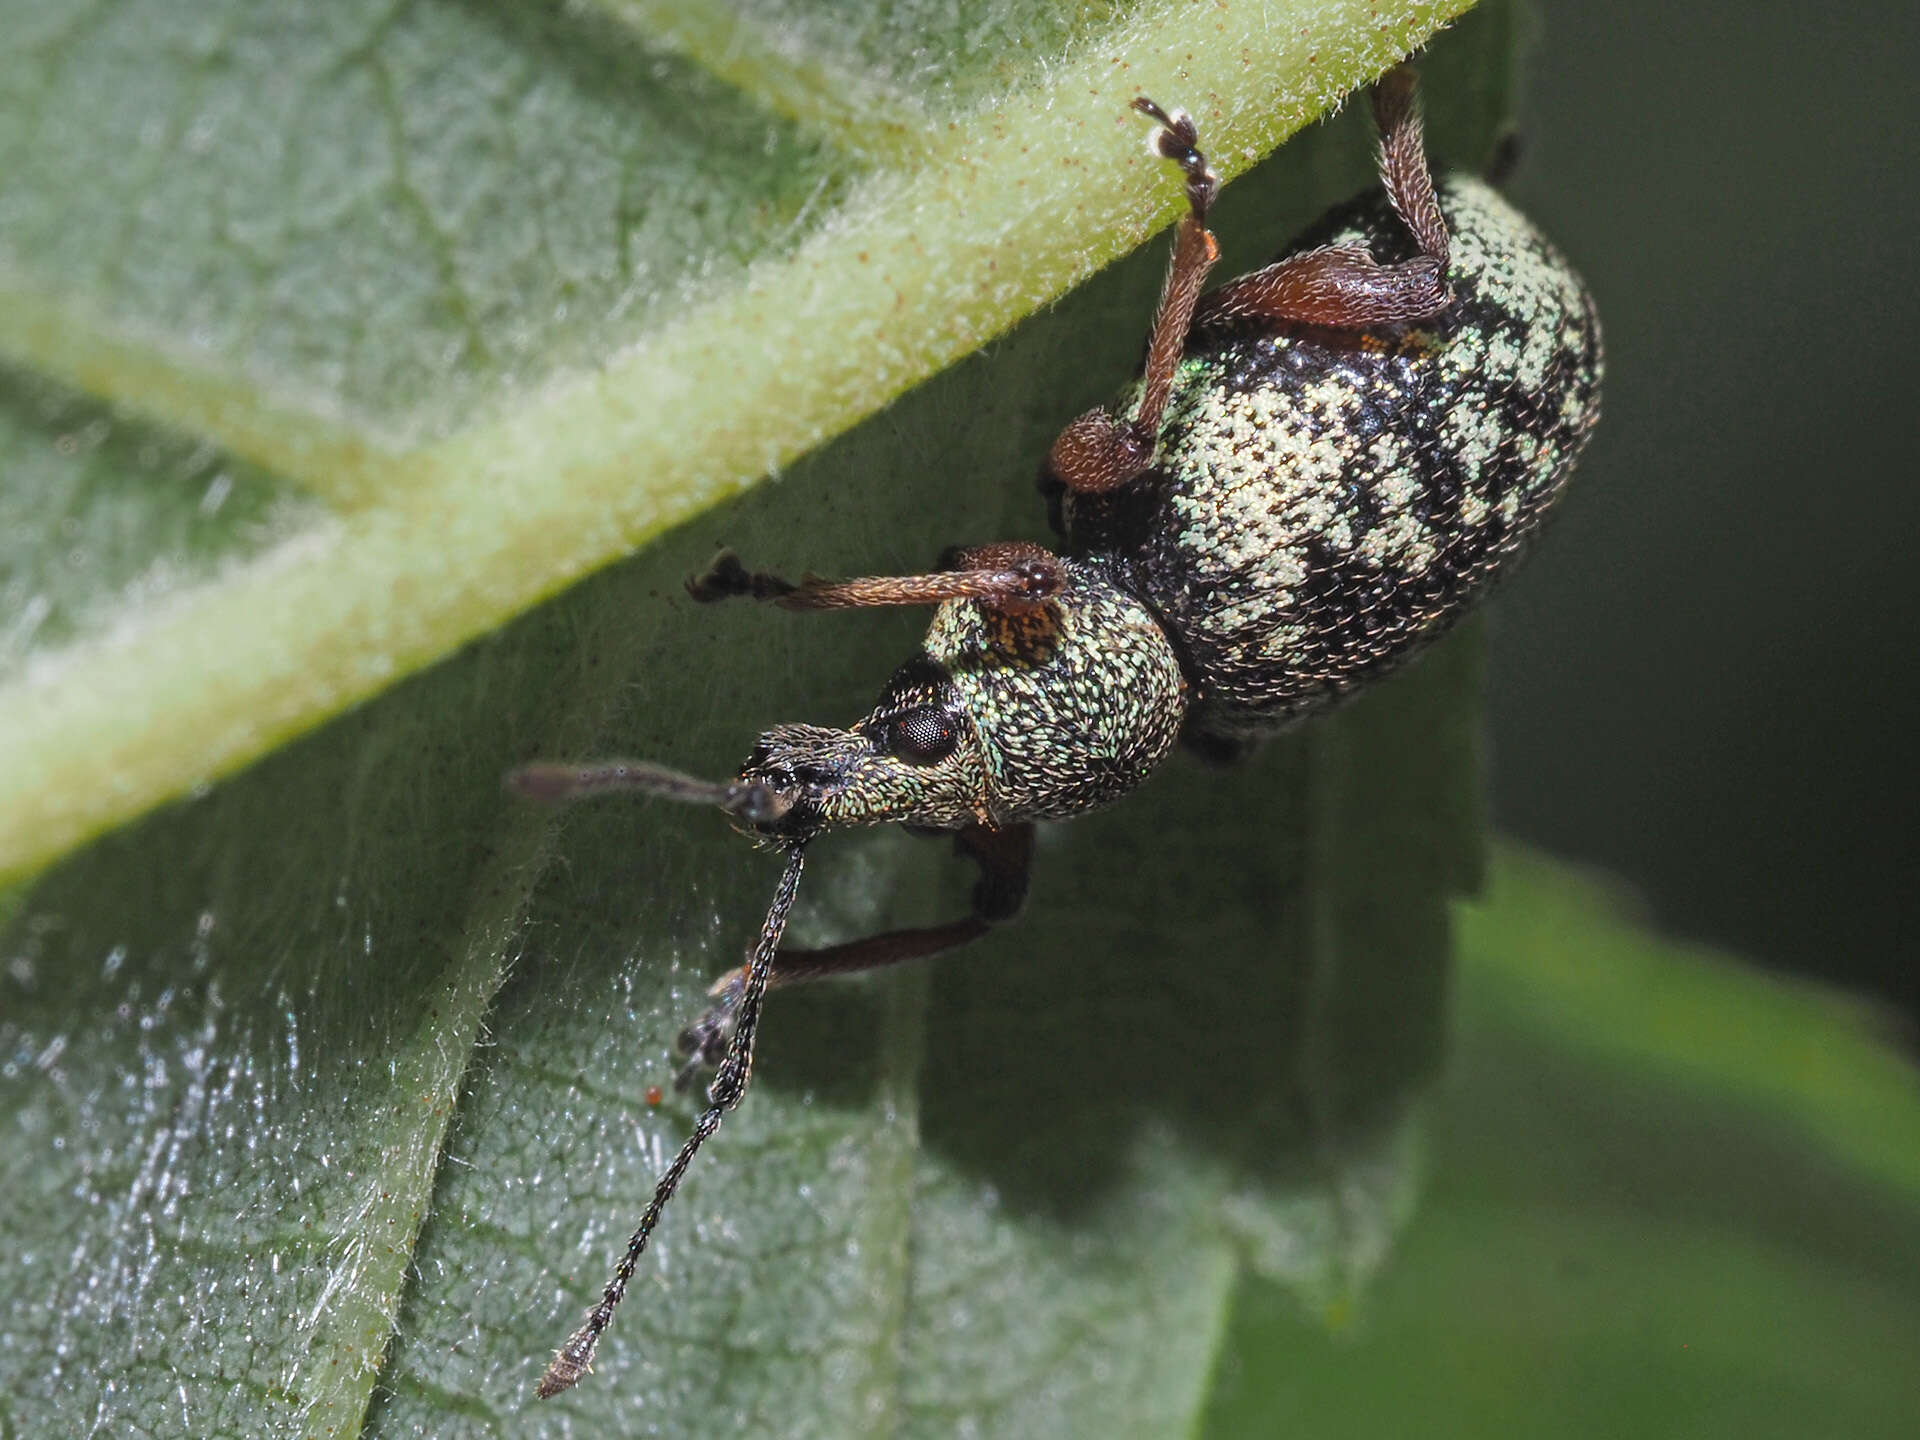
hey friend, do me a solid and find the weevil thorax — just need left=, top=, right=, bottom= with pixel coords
left=735, top=559, right=1187, bottom=838
left=923, top=557, right=1186, bottom=824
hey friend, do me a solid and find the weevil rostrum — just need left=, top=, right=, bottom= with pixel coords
left=511, top=64, right=1601, bottom=1397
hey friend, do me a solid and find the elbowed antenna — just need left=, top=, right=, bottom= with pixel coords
left=507, top=758, right=795, bottom=826
left=532, top=841, right=810, bottom=1399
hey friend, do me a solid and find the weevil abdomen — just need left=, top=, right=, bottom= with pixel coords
left=1066, top=176, right=1602, bottom=742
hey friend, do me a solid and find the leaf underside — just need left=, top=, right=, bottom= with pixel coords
left=0, top=0, right=1481, bottom=881
left=19, top=6, right=1903, bottom=1440
left=1, top=2, right=1507, bottom=1434
left=0, top=2, right=1501, bottom=1433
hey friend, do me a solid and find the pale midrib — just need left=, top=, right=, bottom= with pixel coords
left=0, top=0, right=1474, bottom=884
left=864, top=963, right=930, bottom=1440
left=298, top=602, right=650, bottom=1435
left=295, top=808, right=552, bottom=1430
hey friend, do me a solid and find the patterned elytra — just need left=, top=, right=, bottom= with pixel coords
left=1067, top=177, right=1603, bottom=742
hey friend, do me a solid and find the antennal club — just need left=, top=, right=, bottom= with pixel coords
left=534, top=844, right=809, bottom=1399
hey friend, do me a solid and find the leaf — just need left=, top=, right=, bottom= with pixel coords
left=0, top=0, right=1478, bottom=882
left=1202, top=848, right=1920, bottom=1439
left=0, top=3, right=1520, bottom=1437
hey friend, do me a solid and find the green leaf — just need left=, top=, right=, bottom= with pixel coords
left=1201, top=848, right=1920, bottom=1439
left=0, top=3, right=1525, bottom=1435
left=0, top=0, right=1478, bottom=882
left=0, top=410, right=1484, bottom=1437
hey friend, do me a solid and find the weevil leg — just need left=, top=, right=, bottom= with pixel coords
left=673, top=823, right=1033, bottom=1090
left=1044, top=100, right=1221, bottom=495
left=688, top=542, right=1063, bottom=613
left=1370, top=64, right=1450, bottom=263
left=1196, top=64, right=1451, bottom=331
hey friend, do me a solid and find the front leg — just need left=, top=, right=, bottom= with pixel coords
left=674, top=822, right=1034, bottom=1090
left=686, top=543, right=1064, bottom=613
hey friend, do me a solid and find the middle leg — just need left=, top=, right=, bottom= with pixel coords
left=1043, top=98, right=1223, bottom=496
left=674, top=821, right=1033, bottom=1089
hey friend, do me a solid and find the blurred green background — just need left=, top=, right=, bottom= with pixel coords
left=1209, top=5, right=1920, bottom=1428
left=1488, top=0, right=1920, bottom=1026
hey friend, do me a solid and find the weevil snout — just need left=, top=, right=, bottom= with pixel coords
left=740, top=724, right=855, bottom=789
left=733, top=723, right=858, bottom=839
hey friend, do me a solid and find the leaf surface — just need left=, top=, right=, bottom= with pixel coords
left=0, top=0, right=1477, bottom=880
left=1203, top=849, right=1920, bottom=1439
left=0, top=4, right=1525, bottom=1434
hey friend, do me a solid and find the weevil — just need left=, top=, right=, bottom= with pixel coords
left=513, top=64, right=1601, bottom=1397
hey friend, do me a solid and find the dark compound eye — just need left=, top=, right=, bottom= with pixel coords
left=887, top=706, right=959, bottom=766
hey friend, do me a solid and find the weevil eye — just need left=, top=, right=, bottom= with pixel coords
left=885, top=706, right=959, bottom=766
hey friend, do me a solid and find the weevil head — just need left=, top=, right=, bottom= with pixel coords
left=737, top=559, right=1190, bottom=839
left=735, top=654, right=991, bottom=840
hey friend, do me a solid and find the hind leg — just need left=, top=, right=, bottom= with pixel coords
left=1196, top=65, right=1452, bottom=330
left=672, top=823, right=1033, bottom=1090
